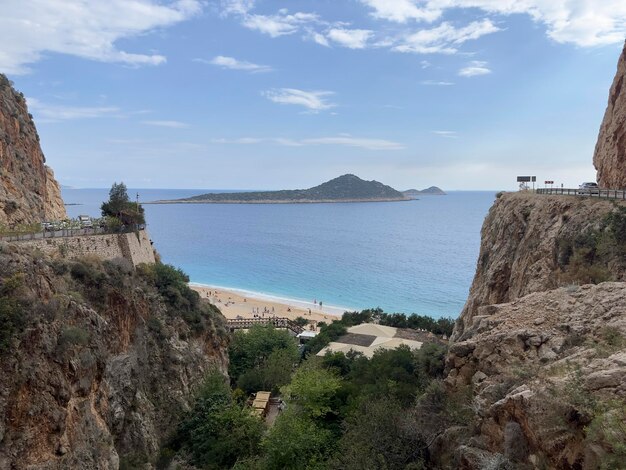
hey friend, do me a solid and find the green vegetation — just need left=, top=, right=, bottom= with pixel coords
left=172, top=319, right=450, bottom=469
left=558, top=204, right=626, bottom=284
left=138, top=262, right=223, bottom=333
left=168, top=371, right=264, bottom=469
left=0, top=273, right=25, bottom=354
left=172, top=174, right=407, bottom=203
left=228, top=325, right=299, bottom=394
left=58, top=326, right=90, bottom=347
left=101, top=182, right=145, bottom=227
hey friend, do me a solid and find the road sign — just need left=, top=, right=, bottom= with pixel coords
left=545, top=180, right=554, bottom=184
left=517, top=176, right=536, bottom=182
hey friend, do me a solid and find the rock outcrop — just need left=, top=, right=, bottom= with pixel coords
left=0, top=245, right=229, bottom=469
left=0, top=74, right=66, bottom=225
left=453, top=191, right=625, bottom=341
left=593, top=40, right=626, bottom=189
left=443, top=282, right=626, bottom=469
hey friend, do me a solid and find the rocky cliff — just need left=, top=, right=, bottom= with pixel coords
left=440, top=190, right=626, bottom=468
left=593, top=40, right=626, bottom=189
left=0, top=245, right=229, bottom=469
left=0, top=74, right=66, bottom=225
left=443, top=282, right=626, bottom=469
left=453, top=192, right=626, bottom=342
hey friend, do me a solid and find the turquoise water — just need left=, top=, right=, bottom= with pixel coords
left=62, top=188, right=496, bottom=318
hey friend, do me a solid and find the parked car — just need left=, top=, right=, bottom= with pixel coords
left=77, top=215, right=93, bottom=228
left=578, top=182, right=599, bottom=195
left=41, top=222, right=54, bottom=231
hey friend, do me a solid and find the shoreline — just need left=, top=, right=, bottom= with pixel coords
left=146, top=197, right=412, bottom=205
left=190, top=283, right=353, bottom=324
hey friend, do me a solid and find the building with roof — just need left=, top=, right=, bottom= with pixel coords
left=316, top=323, right=423, bottom=359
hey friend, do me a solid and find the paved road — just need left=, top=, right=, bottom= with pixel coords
left=0, top=226, right=144, bottom=242
left=536, top=188, right=626, bottom=200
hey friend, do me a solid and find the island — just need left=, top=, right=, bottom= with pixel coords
left=152, top=174, right=412, bottom=204
left=403, top=186, right=446, bottom=198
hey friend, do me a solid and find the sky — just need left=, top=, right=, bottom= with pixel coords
left=2, top=0, right=626, bottom=191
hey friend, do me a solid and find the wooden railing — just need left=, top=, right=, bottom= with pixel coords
left=227, top=317, right=304, bottom=335
left=536, top=188, right=626, bottom=200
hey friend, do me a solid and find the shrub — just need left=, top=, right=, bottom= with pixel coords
left=59, top=326, right=89, bottom=347
left=0, top=296, right=23, bottom=354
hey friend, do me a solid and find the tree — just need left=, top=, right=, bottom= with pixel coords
left=229, top=325, right=299, bottom=385
left=172, top=370, right=264, bottom=469
left=101, top=182, right=145, bottom=227
left=331, top=398, right=427, bottom=470
left=261, top=409, right=334, bottom=470
left=281, top=360, right=342, bottom=419
left=237, top=348, right=297, bottom=394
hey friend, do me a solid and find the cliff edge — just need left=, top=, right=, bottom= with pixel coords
left=453, top=192, right=626, bottom=341
left=0, top=74, right=66, bottom=225
left=593, top=40, right=626, bottom=189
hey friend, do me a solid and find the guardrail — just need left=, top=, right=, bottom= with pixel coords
left=536, top=188, right=626, bottom=200
left=0, top=225, right=145, bottom=242
left=227, top=317, right=304, bottom=335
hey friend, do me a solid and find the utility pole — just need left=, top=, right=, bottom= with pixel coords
left=136, top=192, right=140, bottom=232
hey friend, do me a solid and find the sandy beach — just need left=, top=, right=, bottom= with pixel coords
left=191, top=284, right=347, bottom=326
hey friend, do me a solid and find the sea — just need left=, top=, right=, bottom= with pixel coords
left=62, top=188, right=496, bottom=319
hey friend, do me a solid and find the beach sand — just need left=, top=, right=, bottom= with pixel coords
left=191, top=284, right=345, bottom=327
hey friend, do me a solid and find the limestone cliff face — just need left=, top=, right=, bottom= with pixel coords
left=453, top=192, right=625, bottom=341
left=593, top=41, right=626, bottom=189
left=0, top=74, right=66, bottom=225
left=441, top=192, right=626, bottom=468
left=443, top=283, right=626, bottom=469
left=0, top=246, right=229, bottom=469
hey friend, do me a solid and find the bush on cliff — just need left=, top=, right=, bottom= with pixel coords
left=137, top=262, right=223, bottom=333
left=558, top=204, right=626, bottom=284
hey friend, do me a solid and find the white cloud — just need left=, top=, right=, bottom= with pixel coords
left=26, top=97, right=121, bottom=121
left=212, top=136, right=404, bottom=150
left=263, top=88, right=336, bottom=112
left=327, top=28, right=373, bottom=49
left=142, top=120, right=189, bottom=128
left=393, top=19, right=500, bottom=54
left=220, top=0, right=255, bottom=16
left=302, top=137, right=404, bottom=150
left=362, top=0, right=626, bottom=47
left=309, top=31, right=331, bottom=47
left=420, top=80, right=454, bottom=85
left=196, top=55, right=272, bottom=72
left=420, top=60, right=432, bottom=68
left=0, top=0, right=202, bottom=75
left=360, top=0, right=441, bottom=23
left=459, top=60, right=491, bottom=77
left=431, top=130, right=458, bottom=138
left=242, top=11, right=320, bottom=37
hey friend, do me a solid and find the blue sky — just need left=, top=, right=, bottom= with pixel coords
left=2, top=0, right=626, bottom=190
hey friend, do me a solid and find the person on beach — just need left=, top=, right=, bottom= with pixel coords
left=319, top=301, right=323, bottom=309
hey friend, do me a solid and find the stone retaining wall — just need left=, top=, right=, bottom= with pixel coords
left=18, top=229, right=156, bottom=266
